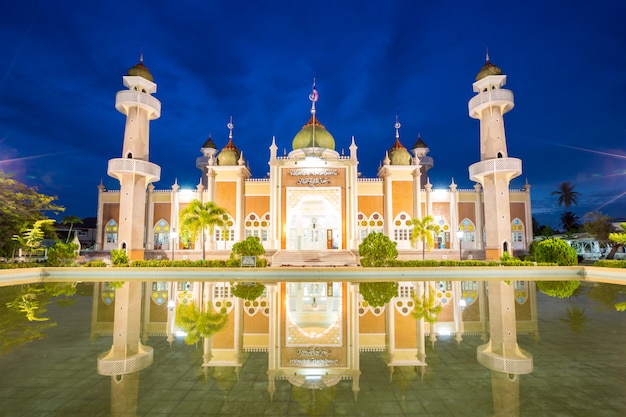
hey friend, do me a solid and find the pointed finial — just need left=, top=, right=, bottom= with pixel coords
left=227, top=116, right=234, bottom=140
left=394, top=115, right=401, bottom=140
left=309, top=78, right=318, bottom=115
left=140, top=47, right=144, bottom=63
left=485, top=47, right=490, bottom=62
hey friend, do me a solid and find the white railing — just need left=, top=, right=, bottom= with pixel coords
left=468, top=89, right=514, bottom=115
left=108, top=158, right=161, bottom=183
left=115, top=90, right=161, bottom=118
left=469, top=158, right=522, bottom=181
left=97, top=345, right=154, bottom=376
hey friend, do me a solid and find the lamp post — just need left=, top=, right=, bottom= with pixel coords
left=170, top=229, right=178, bottom=261
left=456, top=230, right=464, bottom=260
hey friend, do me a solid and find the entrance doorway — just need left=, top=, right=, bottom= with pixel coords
left=286, top=188, right=342, bottom=250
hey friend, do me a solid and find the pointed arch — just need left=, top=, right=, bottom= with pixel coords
left=458, top=218, right=476, bottom=249
left=392, top=212, right=412, bottom=249
left=104, top=219, right=118, bottom=250
left=357, top=211, right=384, bottom=242
left=245, top=212, right=270, bottom=248
left=215, top=213, right=236, bottom=250
left=153, top=219, right=171, bottom=250
left=511, top=218, right=525, bottom=250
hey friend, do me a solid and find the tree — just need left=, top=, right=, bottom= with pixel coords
left=175, top=300, right=228, bottom=345
left=12, top=219, right=55, bottom=261
left=230, top=236, right=265, bottom=259
left=358, top=232, right=398, bottom=266
left=359, top=282, right=398, bottom=307
left=608, top=222, right=626, bottom=252
left=179, top=200, right=229, bottom=260
left=46, top=242, right=79, bottom=266
left=61, top=215, right=83, bottom=243
left=0, top=171, right=64, bottom=258
left=583, top=211, right=621, bottom=259
left=410, top=284, right=442, bottom=325
left=409, top=215, right=441, bottom=260
left=560, top=211, right=581, bottom=233
left=551, top=181, right=580, bottom=208
left=534, top=238, right=578, bottom=265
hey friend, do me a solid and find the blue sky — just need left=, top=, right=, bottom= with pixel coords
left=0, top=0, right=624, bottom=229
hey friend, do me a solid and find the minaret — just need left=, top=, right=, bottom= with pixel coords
left=468, top=54, right=521, bottom=260
left=107, top=56, right=161, bottom=260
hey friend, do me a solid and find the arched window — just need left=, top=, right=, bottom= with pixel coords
left=215, top=214, right=236, bottom=250
left=104, top=219, right=118, bottom=250
left=245, top=212, right=270, bottom=248
left=357, top=212, right=384, bottom=241
left=434, top=217, right=450, bottom=249
left=511, top=218, right=525, bottom=250
left=153, top=219, right=171, bottom=250
left=458, top=218, right=476, bottom=249
left=392, top=212, right=412, bottom=249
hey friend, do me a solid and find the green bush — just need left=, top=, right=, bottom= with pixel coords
left=110, top=249, right=129, bottom=266
left=83, top=261, right=107, bottom=267
left=533, top=238, right=578, bottom=266
left=536, top=280, right=580, bottom=298
left=46, top=242, right=78, bottom=267
left=230, top=282, right=265, bottom=301
left=359, top=282, right=398, bottom=307
left=593, top=260, right=626, bottom=268
left=358, top=233, right=398, bottom=267
left=231, top=236, right=265, bottom=258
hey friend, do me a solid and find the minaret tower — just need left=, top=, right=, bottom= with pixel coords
left=468, top=54, right=521, bottom=260
left=107, top=56, right=161, bottom=260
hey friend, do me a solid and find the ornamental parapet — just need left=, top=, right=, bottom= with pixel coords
left=477, top=343, right=533, bottom=374
left=469, top=157, right=521, bottom=182
left=115, top=90, right=161, bottom=119
left=108, top=158, right=161, bottom=183
left=468, top=89, right=514, bottom=118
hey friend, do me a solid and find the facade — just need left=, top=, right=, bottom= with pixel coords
left=95, top=57, right=532, bottom=261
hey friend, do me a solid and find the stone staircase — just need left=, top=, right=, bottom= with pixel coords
left=270, top=250, right=359, bottom=267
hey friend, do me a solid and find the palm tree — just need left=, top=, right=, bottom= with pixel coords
left=61, top=215, right=83, bottom=243
left=560, top=211, right=581, bottom=233
left=409, top=215, right=441, bottom=260
left=179, top=200, right=229, bottom=260
left=551, top=181, right=581, bottom=208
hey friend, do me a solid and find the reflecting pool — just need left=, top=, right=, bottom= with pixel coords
left=0, top=275, right=624, bottom=416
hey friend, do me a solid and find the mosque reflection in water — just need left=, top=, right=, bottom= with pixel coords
left=92, top=279, right=536, bottom=415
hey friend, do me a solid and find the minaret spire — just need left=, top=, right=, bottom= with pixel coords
left=394, top=115, right=401, bottom=142
left=485, top=47, right=490, bottom=62
left=228, top=116, right=234, bottom=141
left=309, top=78, right=318, bottom=150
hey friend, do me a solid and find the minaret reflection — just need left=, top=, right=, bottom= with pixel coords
left=478, top=280, right=534, bottom=417
left=96, top=282, right=153, bottom=417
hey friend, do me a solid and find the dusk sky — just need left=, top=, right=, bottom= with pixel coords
left=0, top=0, right=624, bottom=229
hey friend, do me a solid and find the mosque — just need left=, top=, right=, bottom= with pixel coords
left=95, top=56, right=532, bottom=262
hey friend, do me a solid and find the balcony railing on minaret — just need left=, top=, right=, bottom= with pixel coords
left=108, top=158, right=161, bottom=184
left=468, top=89, right=514, bottom=118
left=115, top=90, right=161, bottom=119
left=469, top=157, right=522, bottom=183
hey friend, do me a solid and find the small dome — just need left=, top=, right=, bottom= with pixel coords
left=412, top=135, right=427, bottom=149
left=292, top=115, right=335, bottom=150
left=475, top=60, right=502, bottom=81
left=201, top=135, right=217, bottom=149
left=388, top=139, right=411, bottom=165
left=217, top=139, right=241, bottom=166
left=127, top=59, right=154, bottom=82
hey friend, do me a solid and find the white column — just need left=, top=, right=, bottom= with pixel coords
left=145, top=184, right=155, bottom=250
left=474, top=183, right=484, bottom=249
left=95, top=182, right=105, bottom=251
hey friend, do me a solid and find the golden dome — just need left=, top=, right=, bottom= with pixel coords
left=292, top=115, right=335, bottom=150
left=127, top=59, right=154, bottom=82
left=475, top=60, right=502, bottom=81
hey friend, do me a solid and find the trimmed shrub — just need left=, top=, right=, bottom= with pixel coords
left=533, top=238, right=578, bottom=266
left=359, top=282, right=398, bottom=307
left=358, top=233, right=398, bottom=267
left=537, top=280, right=580, bottom=298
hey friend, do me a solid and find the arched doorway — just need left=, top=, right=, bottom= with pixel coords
left=285, top=188, right=342, bottom=250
